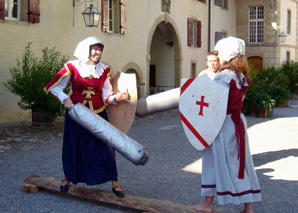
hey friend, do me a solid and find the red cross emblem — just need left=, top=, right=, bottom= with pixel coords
left=196, top=95, right=209, bottom=116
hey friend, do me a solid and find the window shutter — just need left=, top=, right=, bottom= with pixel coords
left=221, top=0, right=225, bottom=8
left=0, top=0, right=4, bottom=19
left=120, top=0, right=126, bottom=34
left=187, top=18, right=192, bottom=47
left=101, top=0, right=109, bottom=32
left=28, top=0, right=40, bottom=23
left=197, top=20, right=201, bottom=48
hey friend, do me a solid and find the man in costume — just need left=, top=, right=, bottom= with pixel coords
left=44, top=36, right=128, bottom=197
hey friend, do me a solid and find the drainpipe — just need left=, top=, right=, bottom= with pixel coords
left=208, top=0, right=211, bottom=52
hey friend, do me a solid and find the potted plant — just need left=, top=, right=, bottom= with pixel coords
left=251, top=88, right=276, bottom=118
left=257, top=66, right=290, bottom=107
left=243, top=66, right=291, bottom=117
left=4, top=42, right=70, bottom=128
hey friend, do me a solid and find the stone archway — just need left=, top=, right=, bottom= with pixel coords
left=147, top=14, right=182, bottom=96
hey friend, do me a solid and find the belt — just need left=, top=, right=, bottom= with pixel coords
left=227, top=109, right=245, bottom=179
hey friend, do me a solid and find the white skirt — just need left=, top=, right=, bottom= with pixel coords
left=201, top=113, right=262, bottom=205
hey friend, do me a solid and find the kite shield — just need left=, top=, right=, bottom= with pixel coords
left=179, top=74, right=229, bottom=150
left=108, top=71, right=137, bottom=133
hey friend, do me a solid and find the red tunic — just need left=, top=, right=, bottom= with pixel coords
left=44, top=63, right=111, bottom=113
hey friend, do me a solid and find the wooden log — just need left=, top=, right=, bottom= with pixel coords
left=23, top=175, right=199, bottom=213
left=21, top=183, right=39, bottom=194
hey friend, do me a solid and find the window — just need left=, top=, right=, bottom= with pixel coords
left=0, top=0, right=40, bottom=23
left=187, top=18, right=201, bottom=48
left=5, top=0, right=19, bottom=20
left=191, top=63, right=196, bottom=78
left=102, top=0, right=126, bottom=34
left=249, top=6, right=264, bottom=43
left=287, top=10, right=291, bottom=34
left=215, top=0, right=228, bottom=9
left=286, top=51, right=290, bottom=62
left=108, top=0, right=114, bottom=31
left=215, top=31, right=226, bottom=45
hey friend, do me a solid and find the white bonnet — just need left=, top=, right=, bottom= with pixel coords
left=74, top=36, right=104, bottom=62
left=214, top=37, right=245, bottom=62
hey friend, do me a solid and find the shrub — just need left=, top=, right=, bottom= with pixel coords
left=281, top=61, right=298, bottom=95
left=4, top=42, right=70, bottom=119
left=243, top=66, right=290, bottom=116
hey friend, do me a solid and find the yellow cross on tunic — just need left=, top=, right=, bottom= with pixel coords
left=82, top=87, right=95, bottom=99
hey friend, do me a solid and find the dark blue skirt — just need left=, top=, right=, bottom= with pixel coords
left=62, top=109, right=118, bottom=185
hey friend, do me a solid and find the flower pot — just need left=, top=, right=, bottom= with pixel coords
left=256, top=109, right=268, bottom=118
left=32, top=111, right=55, bottom=129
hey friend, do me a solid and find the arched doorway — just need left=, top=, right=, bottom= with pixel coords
left=248, top=56, right=263, bottom=72
left=147, top=16, right=182, bottom=96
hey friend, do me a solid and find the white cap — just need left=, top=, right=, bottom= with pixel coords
left=214, top=37, right=245, bottom=62
left=74, top=36, right=104, bottom=62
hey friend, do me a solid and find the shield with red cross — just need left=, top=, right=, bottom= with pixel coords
left=179, top=74, right=229, bottom=150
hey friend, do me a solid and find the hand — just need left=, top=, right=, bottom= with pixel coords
left=63, top=97, right=73, bottom=110
left=116, top=91, right=129, bottom=102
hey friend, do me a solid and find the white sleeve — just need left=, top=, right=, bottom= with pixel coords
left=101, top=78, right=118, bottom=105
left=49, top=76, right=71, bottom=104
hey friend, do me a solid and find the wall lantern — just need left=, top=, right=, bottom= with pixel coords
left=73, top=0, right=101, bottom=28
left=278, top=31, right=287, bottom=43
left=271, top=22, right=287, bottom=44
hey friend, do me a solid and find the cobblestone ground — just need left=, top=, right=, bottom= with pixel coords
left=0, top=120, right=64, bottom=155
left=0, top=103, right=297, bottom=213
left=0, top=109, right=178, bottom=155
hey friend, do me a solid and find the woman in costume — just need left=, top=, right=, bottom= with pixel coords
left=44, top=36, right=128, bottom=197
left=192, top=37, right=262, bottom=213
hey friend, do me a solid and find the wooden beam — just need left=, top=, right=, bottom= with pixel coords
left=23, top=175, right=200, bottom=213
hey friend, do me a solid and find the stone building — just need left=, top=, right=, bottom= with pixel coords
left=236, top=0, right=298, bottom=71
left=0, top=0, right=236, bottom=122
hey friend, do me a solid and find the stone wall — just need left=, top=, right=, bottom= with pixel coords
left=236, top=0, right=278, bottom=67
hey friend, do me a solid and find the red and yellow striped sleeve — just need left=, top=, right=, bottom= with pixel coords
left=44, top=63, right=72, bottom=95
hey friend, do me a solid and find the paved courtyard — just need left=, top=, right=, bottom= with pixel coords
left=0, top=100, right=297, bottom=212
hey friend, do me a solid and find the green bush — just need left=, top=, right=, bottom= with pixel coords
left=4, top=42, right=70, bottom=119
left=243, top=66, right=290, bottom=117
left=281, top=61, right=298, bottom=95
left=256, top=66, right=290, bottom=105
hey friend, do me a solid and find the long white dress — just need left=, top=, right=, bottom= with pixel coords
left=201, top=69, right=262, bottom=205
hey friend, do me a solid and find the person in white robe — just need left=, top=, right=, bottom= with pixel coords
left=192, top=37, right=262, bottom=213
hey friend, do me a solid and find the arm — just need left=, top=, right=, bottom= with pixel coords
left=49, top=76, right=73, bottom=110
left=101, top=78, right=129, bottom=105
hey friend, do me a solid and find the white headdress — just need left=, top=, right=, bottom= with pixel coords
left=214, top=37, right=245, bottom=62
left=74, top=36, right=104, bottom=62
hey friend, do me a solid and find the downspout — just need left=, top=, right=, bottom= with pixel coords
left=208, top=0, right=211, bottom=52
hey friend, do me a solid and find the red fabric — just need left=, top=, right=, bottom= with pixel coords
left=44, top=66, right=71, bottom=94
left=227, top=79, right=249, bottom=179
left=0, top=0, right=5, bottom=19
left=45, top=63, right=111, bottom=112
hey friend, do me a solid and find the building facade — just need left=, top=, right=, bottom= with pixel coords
left=236, top=0, right=298, bottom=71
left=0, top=0, right=236, bottom=122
